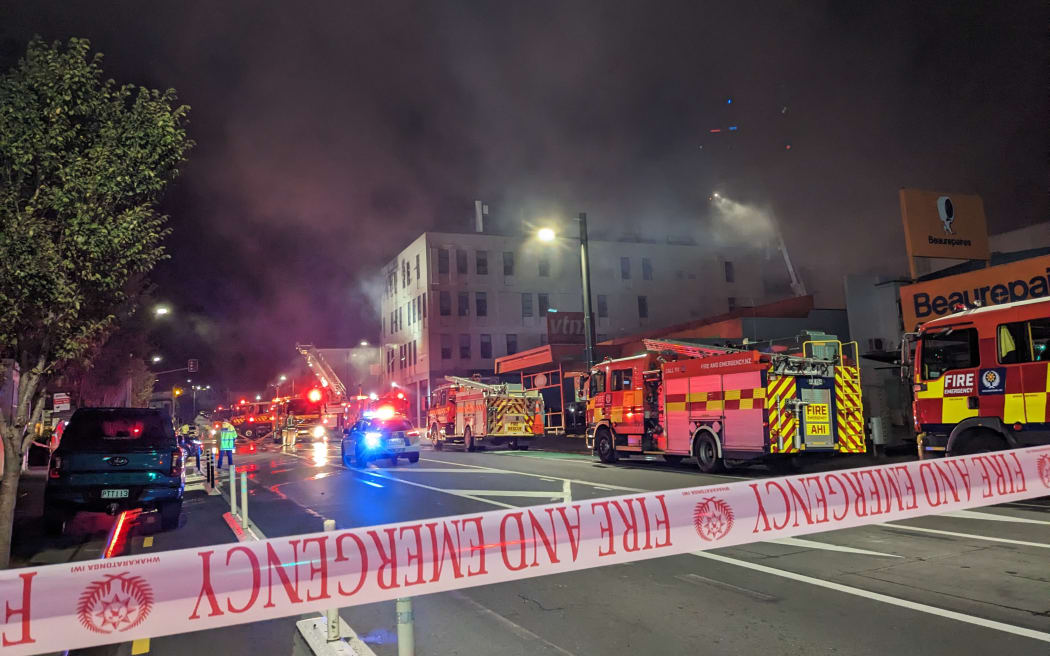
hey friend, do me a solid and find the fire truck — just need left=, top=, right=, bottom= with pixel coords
left=228, top=401, right=274, bottom=440
left=909, top=296, right=1050, bottom=458
left=583, top=337, right=867, bottom=472
left=427, top=376, right=544, bottom=451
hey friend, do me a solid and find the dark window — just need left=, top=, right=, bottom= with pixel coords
left=459, top=334, right=471, bottom=359
left=415, top=254, right=420, bottom=280
left=398, top=307, right=403, bottom=331
left=620, top=257, right=631, bottom=280
left=728, top=296, right=737, bottom=311
left=920, top=328, right=979, bottom=380
left=480, top=334, right=492, bottom=359
left=1032, top=319, right=1050, bottom=361
left=506, top=334, right=518, bottom=355
left=642, top=258, right=653, bottom=281
left=476, top=292, right=487, bottom=317
left=503, top=251, right=515, bottom=276
left=538, top=255, right=550, bottom=277
left=588, top=371, right=606, bottom=396
left=408, top=300, right=414, bottom=325
left=421, top=292, right=427, bottom=318
left=521, top=293, right=533, bottom=317
left=538, top=293, right=550, bottom=314
left=999, top=320, right=1050, bottom=364
left=63, top=409, right=174, bottom=451
left=456, top=249, right=467, bottom=274
left=476, top=251, right=488, bottom=275
left=458, top=292, right=469, bottom=316
left=611, top=368, right=633, bottom=391
left=412, top=340, right=417, bottom=366
left=438, top=249, right=449, bottom=274
left=637, top=295, right=648, bottom=318
left=441, top=334, right=452, bottom=360
left=724, top=261, right=735, bottom=283
left=597, top=294, right=608, bottom=318
left=439, top=291, right=451, bottom=316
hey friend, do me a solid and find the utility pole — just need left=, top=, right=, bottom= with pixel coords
left=579, top=212, right=597, bottom=368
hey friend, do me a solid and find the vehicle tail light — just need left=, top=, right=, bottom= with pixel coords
left=170, top=449, right=184, bottom=477
left=48, top=455, right=62, bottom=479
left=248, top=416, right=255, bottom=422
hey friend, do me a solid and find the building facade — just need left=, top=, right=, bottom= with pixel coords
left=378, top=230, right=776, bottom=425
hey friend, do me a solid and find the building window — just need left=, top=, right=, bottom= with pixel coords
left=521, top=293, right=533, bottom=317
left=398, top=307, right=403, bottom=331
left=438, top=248, right=449, bottom=274
left=538, top=293, right=550, bottom=314
left=637, top=295, right=648, bottom=318
left=458, top=291, right=469, bottom=316
left=506, top=334, right=518, bottom=355
left=480, top=334, right=492, bottom=359
left=642, top=257, right=653, bottom=281
left=421, top=292, right=427, bottom=318
left=538, top=255, right=550, bottom=277
left=621, top=257, right=631, bottom=280
left=441, top=334, right=452, bottom=360
left=439, top=291, right=451, bottom=316
left=597, top=294, right=608, bottom=318
left=503, top=251, right=514, bottom=276
left=728, top=296, right=737, bottom=311
left=456, top=249, right=467, bottom=274
left=476, top=251, right=488, bottom=275
left=459, top=334, right=471, bottom=359
left=415, top=254, right=420, bottom=280
left=475, top=292, right=487, bottom=317
left=412, top=340, right=417, bottom=366
left=724, top=261, right=735, bottom=283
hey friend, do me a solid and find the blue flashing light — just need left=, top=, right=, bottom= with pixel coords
left=728, top=125, right=738, bottom=131
left=726, top=98, right=732, bottom=104
left=363, top=432, right=382, bottom=449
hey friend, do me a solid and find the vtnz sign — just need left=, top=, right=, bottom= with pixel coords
left=547, top=312, right=593, bottom=345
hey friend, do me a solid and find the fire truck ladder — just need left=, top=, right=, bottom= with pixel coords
left=444, top=376, right=508, bottom=393
left=642, top=338, right=836, bottom=377
left=296, top=344, right=349, bottom=403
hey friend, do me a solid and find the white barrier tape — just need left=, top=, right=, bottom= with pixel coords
left=3, top=446, right=1049, bottom=654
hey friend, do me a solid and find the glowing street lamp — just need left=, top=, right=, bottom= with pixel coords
left=537, top=227, right=556, bottom=242
left=535, top=214, right=596, bottom=367
left=151, top=355, right=162, bottom=363
left=153, top=305, right=171, bottom=317
left=359, top=340, right=369, bottom=347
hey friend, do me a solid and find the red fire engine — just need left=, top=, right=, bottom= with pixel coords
left=428, top=376, right=544, bottom=451
left=584, top=338, right=866, bottom=472
left=910, top=296, right=1050, bottom=458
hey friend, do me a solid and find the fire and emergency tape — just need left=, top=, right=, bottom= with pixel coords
left=3, top=446, right=1049, bottom=655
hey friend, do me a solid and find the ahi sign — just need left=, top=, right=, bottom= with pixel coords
left=547, top=312, right=590, bottom=345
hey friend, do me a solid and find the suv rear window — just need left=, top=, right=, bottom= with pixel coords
left=62, top=409, right=175, bottom=451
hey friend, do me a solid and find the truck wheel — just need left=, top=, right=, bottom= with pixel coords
left=595, top=428, right=618, bottom=463
left=693, top=432, right=724, bottom=473
left=159, top=501, right=182, bottom=531
left=43, top=505, right=67, bottom=537
left=518, top=445, right=530, bottom=451
left=465, top=426, right=476, bottom=452
left=663, top=454, right=684, bottom=465
left=952, top=430, right=1006, bottom=456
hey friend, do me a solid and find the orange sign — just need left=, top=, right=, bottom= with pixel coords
left=898, top=254, right=1050, bottom=330
left=900, top=188, right=989, bottom=262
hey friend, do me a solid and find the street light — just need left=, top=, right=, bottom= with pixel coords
left=536, top=213, right=597, bottom=367
left=359, top=340, right=369, bottom=347
left=151, top=355, right=162, bottom=363
left=153, top=305, right=171, bottom=316
left=255, top=394, right=261, bottom=401
left=279, top=374, right=287, bottom=381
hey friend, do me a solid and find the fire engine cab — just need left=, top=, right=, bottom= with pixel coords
left=583, top=337, right=867, bottom=472
left=910, top=296, right=1050, bottom=458
left=428, top=376, right=544, bottom=451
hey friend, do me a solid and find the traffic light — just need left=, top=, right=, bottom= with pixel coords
left=187, top=359, right=199, bottom=373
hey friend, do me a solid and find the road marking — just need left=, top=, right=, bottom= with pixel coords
left=142, top=536, right=154, bottom=548
left=449, top=591, right=577, bottom=656
left=450, top=489, right=568, bottom=498
left=884, top=524, right=1050, bottom=548
left=770, top=537, right=902, bottom=558
left=421, top=457, right=647, bottom=492
left=692, top=551, right=1050, bottom=644
left=131, top=638, right=150, bottom=654
left=359, top=469, right=518, bottom=509
left=361, top=480, right=384, bottom=488
left=487, top=450, right=750, bottom=478
left=943, top=510, right=1050, bottom=526
left=676, top=573, right=778, bottom=601
left=381, top=468, right=518, bottom=473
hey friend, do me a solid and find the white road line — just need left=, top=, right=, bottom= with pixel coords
left=675, top=573, right=778, bottom=601
left=943, top=510, right=1050, bottom=526
left=448, top=591, right=577, bottom=656
left=450, top=489, right=568, bottom=498
left=692, top=551, right=1050, bottom=644
left=770, top=537, right=903, bottom=558
left=884, top=524, right=1050, bottom=548
left=421, top=456, right=647, bottom=492
left=489, top=450, right=750, bottom=479
left=380, top=468, right=515, bottom=473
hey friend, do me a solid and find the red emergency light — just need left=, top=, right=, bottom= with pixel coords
left=307, top=388, right=323, bottom=403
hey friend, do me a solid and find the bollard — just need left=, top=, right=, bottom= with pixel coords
left=396, top=598, right=414, bottom=656
left=323, top=519, right=340, bottom=641
left=230, top=461, right=238, bottom=517
left=240, top=469, right=248, bottom=529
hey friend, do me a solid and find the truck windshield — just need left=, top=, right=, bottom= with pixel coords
left=920, top=327, right=979, bottom=380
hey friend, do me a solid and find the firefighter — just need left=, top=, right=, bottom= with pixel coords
left=217, top=421, right=236, bottom=469
left=283, top=410, right=297, bottom=447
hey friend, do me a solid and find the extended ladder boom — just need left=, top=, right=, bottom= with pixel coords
left=296, top=344, right=348, bottom=401
left=444, top=376, right=507, bottom=393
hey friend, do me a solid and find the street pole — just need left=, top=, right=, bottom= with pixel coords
left=578, top=212, right=597, bottom=368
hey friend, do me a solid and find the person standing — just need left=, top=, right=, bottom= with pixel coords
left=179, top=423, right=200, bottom=471
left=217, top=421, right=236, bottom=469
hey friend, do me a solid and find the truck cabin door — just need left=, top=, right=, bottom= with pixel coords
left=996, top=319, right=1050, bottom=445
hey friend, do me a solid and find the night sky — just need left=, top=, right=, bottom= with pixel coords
left=3, top=1, right=1046, bottom=392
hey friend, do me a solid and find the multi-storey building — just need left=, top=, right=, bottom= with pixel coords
left=379, top=229, right=775, bottom=425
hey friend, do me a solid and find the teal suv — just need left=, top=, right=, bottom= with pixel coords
left=45, top=408, right=185, bottom=535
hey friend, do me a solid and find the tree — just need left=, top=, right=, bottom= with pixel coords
left=0, top=37, right=192, bottom=567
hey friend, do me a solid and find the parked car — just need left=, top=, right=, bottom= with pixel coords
left=44, top=407, right=185, bottom=535
left=341, top=416, right=421, bottom=467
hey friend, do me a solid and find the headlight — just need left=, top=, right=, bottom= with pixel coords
left=363, top=432, right=382, bottom=449
left=311, top=425, right=326, bottom=439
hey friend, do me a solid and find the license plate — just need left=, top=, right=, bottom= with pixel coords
left=808, top=422, right=830, bottom=436
left=805, top=404, right=830, bottom=423
left=101, top=489, right=129, bottom=499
